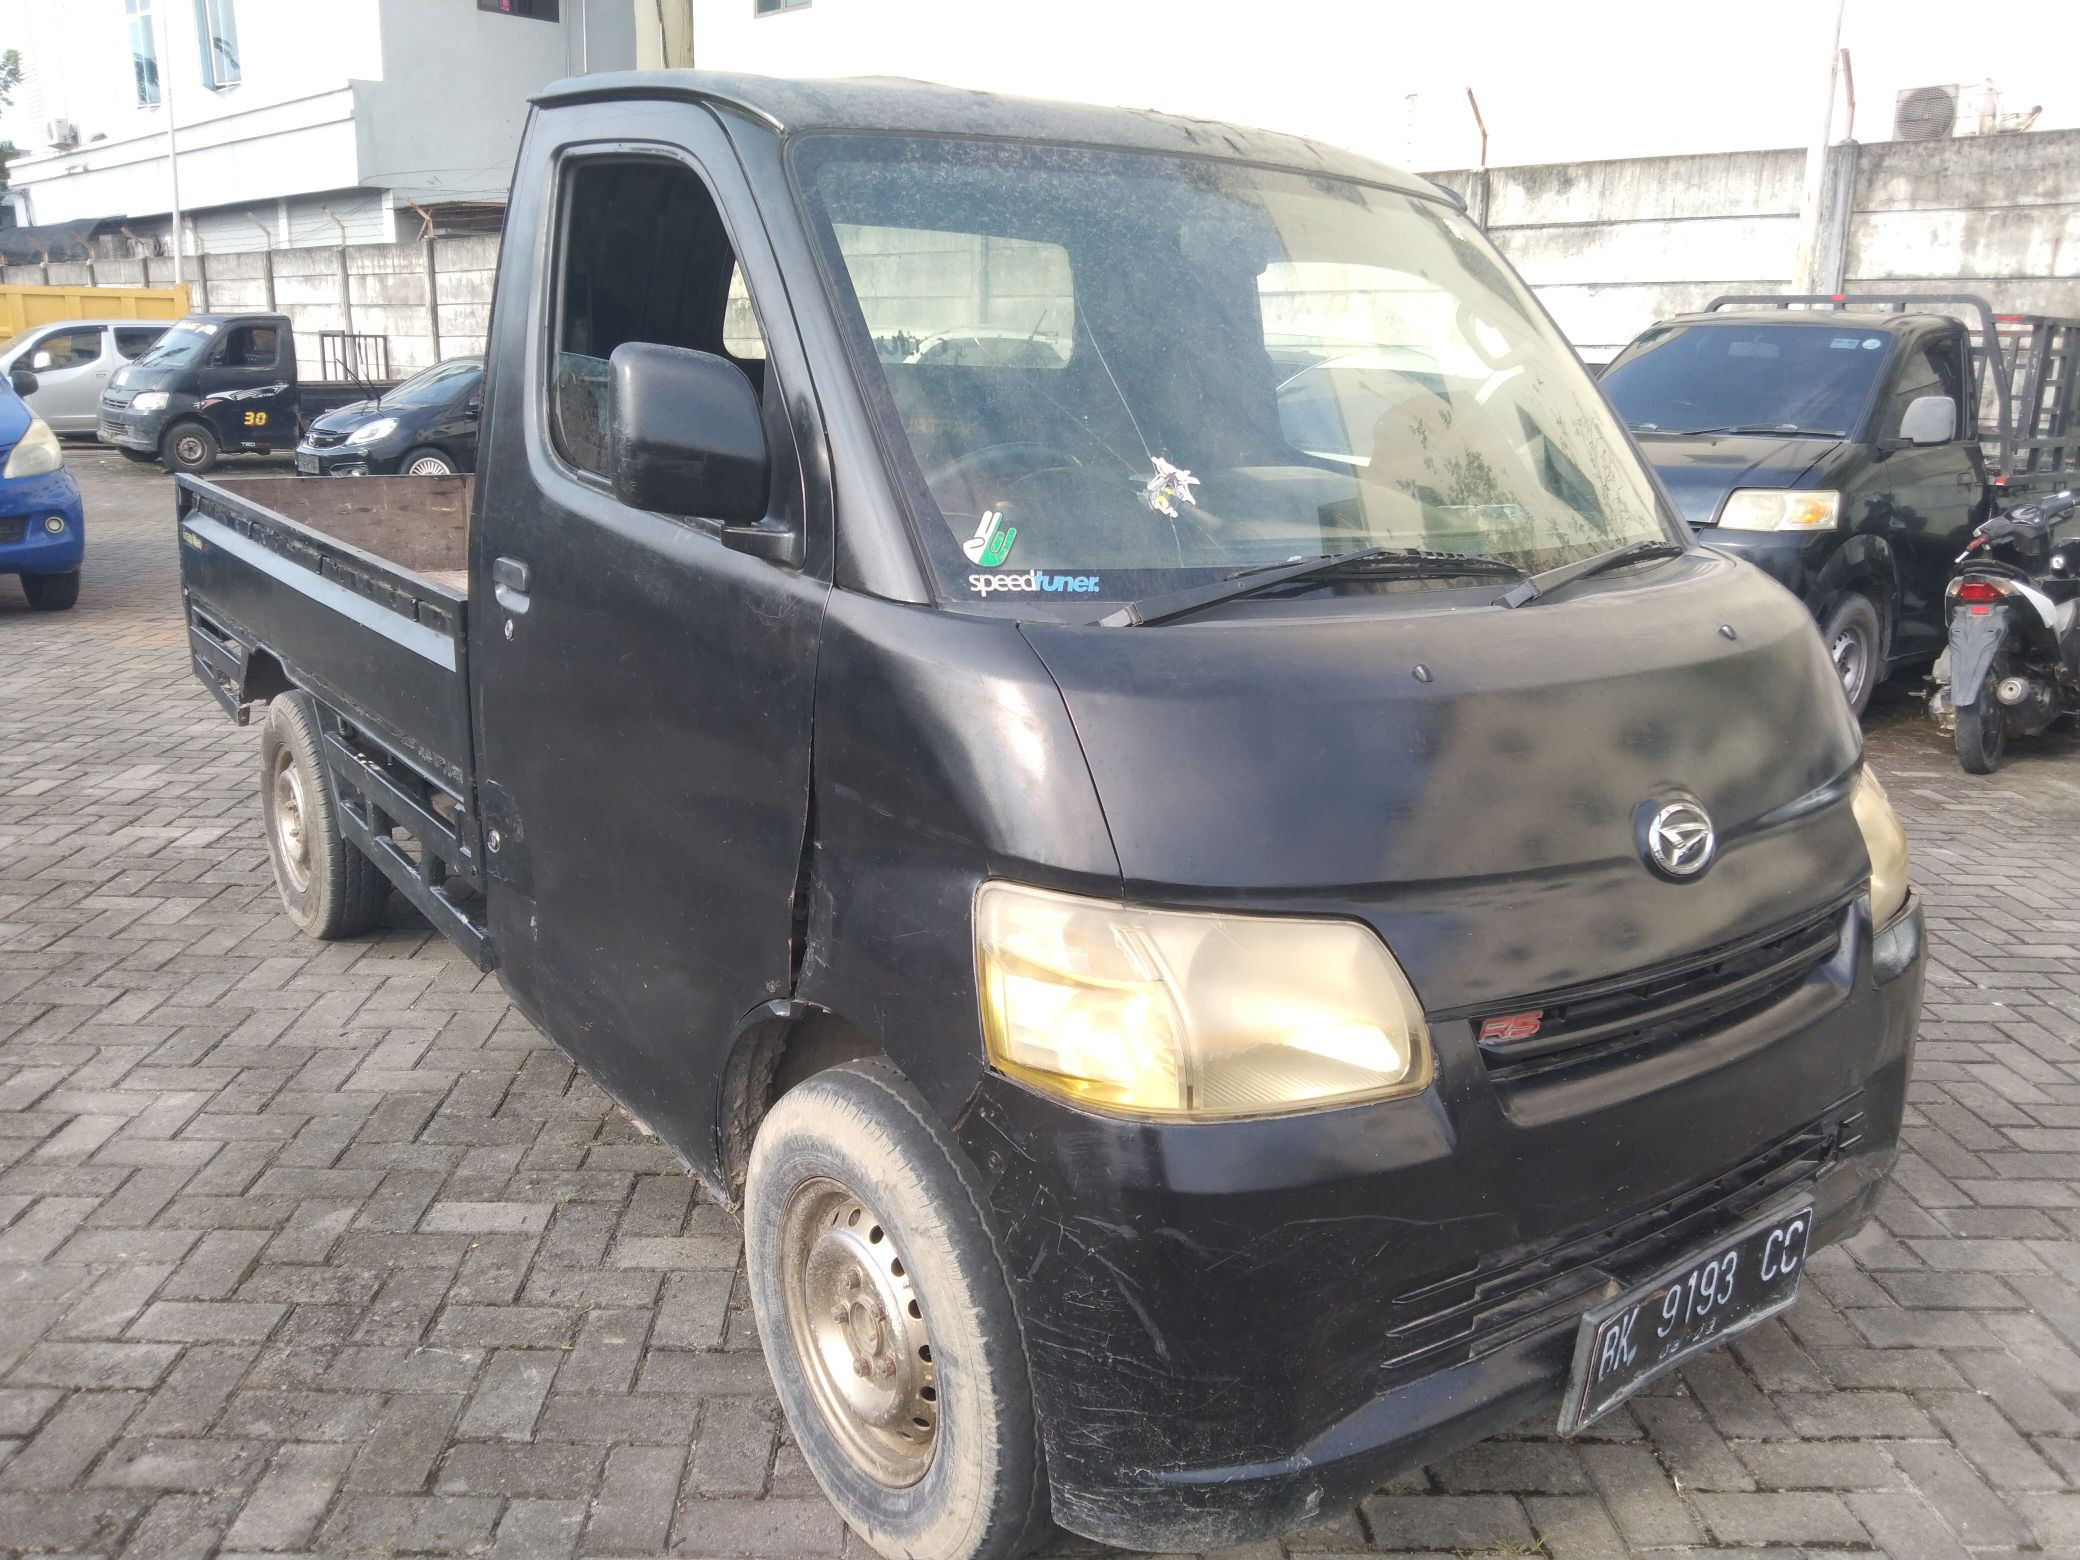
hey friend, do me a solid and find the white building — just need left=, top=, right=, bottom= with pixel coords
left=1, top=0, right=636, bottom=253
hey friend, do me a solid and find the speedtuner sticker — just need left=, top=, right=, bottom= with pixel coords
left=968, top=570, right=1102, bottom=596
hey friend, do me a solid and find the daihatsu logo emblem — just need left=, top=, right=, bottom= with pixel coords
left=1644, top=800, right=1715, bottom=878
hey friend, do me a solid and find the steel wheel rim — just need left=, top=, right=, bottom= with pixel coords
left=779, top=1176, right=940, bottom=1488
left=1831, top=625, right=1867, bottom=702
left=272, top=751, right=314, bottom=893
left=406, top=455, right=453, bottom=476
left=175, top=434, right=206, bottom=466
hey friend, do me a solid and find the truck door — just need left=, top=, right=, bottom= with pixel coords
left=468, top=103, right=830, bottom=1160
left=201, top=319, right=294, bottom=451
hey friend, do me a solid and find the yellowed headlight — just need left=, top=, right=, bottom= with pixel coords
left=1850, top=767, right=1910, bottom=927
left=975, top=881, right=1431, bottom=1119
left=1717, top=489, right=1840, bottom=531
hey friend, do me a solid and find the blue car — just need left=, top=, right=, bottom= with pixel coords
left=0, top=367, right=85, bottom=610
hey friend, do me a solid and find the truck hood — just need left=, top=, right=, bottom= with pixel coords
left=1635, top=433, right=1838, bottom=526
left=1019, top=550, right=1870, bottom=1011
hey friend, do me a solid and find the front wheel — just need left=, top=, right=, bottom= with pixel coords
left=1821, top=593, right=1882, bottom=719
left=1955, top=696, right=2008, bottom=774
left=161, top=420, right=219, bottom=475
left=746, top=1061, right=1050, bottom=1560
left=400, top=446, right=458, bottom=477
left=21, top=570, right=79, bottom=611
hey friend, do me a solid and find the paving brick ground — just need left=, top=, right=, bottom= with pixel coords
left=5, top=447, right=2080, bottom=1558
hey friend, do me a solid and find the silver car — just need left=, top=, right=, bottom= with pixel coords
left=0, top=319, right=171, bottom=435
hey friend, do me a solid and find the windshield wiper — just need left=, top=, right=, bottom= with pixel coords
left=1498, top=540, right=1686, bottom=609
left=1671, top=424, right=1844, bottom=438
left=1099, top=547, right=1524, bottom=628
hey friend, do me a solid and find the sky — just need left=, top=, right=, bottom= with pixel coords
left=697, top=0, right=2080, bottom=171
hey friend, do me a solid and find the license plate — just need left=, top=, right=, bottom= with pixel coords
left=1559, top=1198, right=1812, bottom=1434
left=296, top=452, right=320, bottom=475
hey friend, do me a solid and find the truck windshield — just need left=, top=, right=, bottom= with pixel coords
left=130, top=321, right=219, bottom=370
left=793, top=136, right=1671, bottom=606
left=1602, top=322, right=1894, bottom=438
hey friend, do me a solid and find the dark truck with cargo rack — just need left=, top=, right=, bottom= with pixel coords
left=1601, top=294, right=2080, bottom=715
left=176, top=71, right=1925, bottom=1560
left=98, top=312, right=398, bottom=474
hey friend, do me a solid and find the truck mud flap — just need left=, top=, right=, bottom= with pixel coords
left=318, top=715, right=496, bottom=971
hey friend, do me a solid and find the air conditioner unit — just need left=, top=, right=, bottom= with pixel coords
left=44, top=118, right=79, bottom=150
left=1893, top=85, right=1958, bottom=140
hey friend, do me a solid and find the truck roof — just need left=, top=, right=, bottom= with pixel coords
left=1658, top=310, right=1939, bottom=333
left=535, top=69, right=1436, bottom=200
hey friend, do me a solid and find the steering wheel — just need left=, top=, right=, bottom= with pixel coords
left=926, top=442, right=1084, bottom=505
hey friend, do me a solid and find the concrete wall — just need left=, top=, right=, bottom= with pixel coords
left=1429, top=128, right=2080, bottom=361
left=0, top=236, right=501, bottom=376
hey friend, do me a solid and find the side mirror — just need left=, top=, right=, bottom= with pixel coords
left=608, top=342, right=794, bottom=562
left=1898, top=393, right=1956, bottom=446
left=9, top=367, right=39, bottom=398
left=29, top=350, right=52, bottom=371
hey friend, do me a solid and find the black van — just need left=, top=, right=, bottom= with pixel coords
left=1602, top=295, right=2080, bottom=714
left=174, top=71, right=1926, bottom=1560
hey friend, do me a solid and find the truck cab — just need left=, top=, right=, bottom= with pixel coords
left=1602, top=306, right=1985, bottom=714
left=175, top=72, right=1924, bottom=1560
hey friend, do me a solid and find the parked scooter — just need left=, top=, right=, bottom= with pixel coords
left=1928, top=490, right=2079, bottom=773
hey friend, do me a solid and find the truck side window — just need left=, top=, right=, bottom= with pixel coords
left=216, top=324, right=279, bottom=369
left=1881, top=337, right=1964, bottom=443
left=550, top=157, right=769, bottom=477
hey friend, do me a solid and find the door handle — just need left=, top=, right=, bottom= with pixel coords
left=492, top=555, right=531, bottom=614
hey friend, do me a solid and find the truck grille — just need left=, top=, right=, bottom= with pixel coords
left=1467, top=901, right=1850, bottom=1082
left=0, top=517, right=26, bottom=545
left=1376, top=1097, right=1859, bottom=1377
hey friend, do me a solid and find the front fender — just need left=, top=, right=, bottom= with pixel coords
left=1815, top=533, right=1900, bottom=643
left=1947, top=603, right=2012, bottom=705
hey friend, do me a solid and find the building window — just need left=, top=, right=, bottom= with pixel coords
left=195, top=0, right=240, bottom=90
left=755, top=0, right=811, bottom=14
left=477, top=0, right=561, bottom=18
left=127, top=0, right=160, bottom=106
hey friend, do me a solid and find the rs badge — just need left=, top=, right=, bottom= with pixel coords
left=1478, top=1011, right=1543, bottom=1043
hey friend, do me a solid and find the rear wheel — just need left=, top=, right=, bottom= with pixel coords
left=259, top=693, right=390, bottom=938
left=400, top=446, right=457, bottom=477
left=746, top=1061, right=1050, bottom=1560
left=1821, top=593, right=1882, bottom=719
left=1955, top=695, right=2008, bottom=774
left=21, top=570, right=79, bottom=611
left=161, top=420, right=219, bottom=475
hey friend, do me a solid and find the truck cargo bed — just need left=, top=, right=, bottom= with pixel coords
left=176, top=472, right=489, bottom=965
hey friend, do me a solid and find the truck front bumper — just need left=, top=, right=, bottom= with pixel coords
left=97, top=404, right=170, bottom=454
left=957, top=897, right=1923, bottom=1552
left=0, top=469, right=86, bottom=576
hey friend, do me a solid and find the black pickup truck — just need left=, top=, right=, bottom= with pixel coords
left=97, top=311, right=396, bottom=475
left=176, top=72, right=1922, bottom=1560
left=1601, top=294, right=2080, bottom=715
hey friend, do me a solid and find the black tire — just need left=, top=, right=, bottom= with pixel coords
left=1821, top=592, right=1882, bottom=719
left=746, top=1060, right=1050, bottom=1560
left=161, top=420, right=219, bottom=475
left=399, top=446, right=458, bottom=477
left=118, top=447, right=157, bottom=464
left=21, top=570, right=79, bottom=611
left=259, top=693, right=390, bottom=939
left=1955, top=696, right=2008, bottom=774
